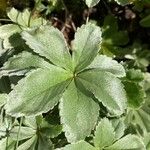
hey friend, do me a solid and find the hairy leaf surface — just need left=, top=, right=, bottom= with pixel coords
left=5, top=67, right=72, bottom=117
left=106, top=134, right=145, bottom=149
left=72, top=23, right=102, bottom=72
left=78, top=69, right=127, bottom=115
left=87, top=55, right=125, bottom=77
left=59, top=80, right=99, bottom=143
left=22, top=26, right=72, bottom=71
left=94, top=118, right=115, bottom=148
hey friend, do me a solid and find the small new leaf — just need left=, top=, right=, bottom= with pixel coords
left=94, top=118, right=115, bottom=148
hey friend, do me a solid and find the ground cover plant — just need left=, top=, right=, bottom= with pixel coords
left=0, top=0, right=150, bottom=149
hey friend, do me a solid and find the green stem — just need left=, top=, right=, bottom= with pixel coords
left=14, top=117, right=23, bottom=150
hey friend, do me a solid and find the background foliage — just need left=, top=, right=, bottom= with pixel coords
left=0, top=0, right=150, bottom=149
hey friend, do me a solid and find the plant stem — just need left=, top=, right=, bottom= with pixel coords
left=14, top=117, right=23, bottom=150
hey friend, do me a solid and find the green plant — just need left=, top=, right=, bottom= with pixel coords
left=0, top=0, right=150, bottom=149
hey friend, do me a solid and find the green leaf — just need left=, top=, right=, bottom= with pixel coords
left=126, top=69, right=144, bottom=82
left=10, top=126, right=36, bottom=141
left=106, top=134, right=145, bottom=150
left=3, top=51, right=51, bottom=70
left=102, top=15, right=129, bottom=46
left=61, top=141, right=96, bottom=150
left=7, top=8, right=47, bottom=28
left=111, top=119, right=125, bottom=140
left=59, top=80, right=99, bottom=143
left=0, top=138, right=16, bottom=150
left=94, top=118, right=115, bottom=149
left=40, top=118, right=62, bottom=138
left=21, top=25, right=72, bottom=71
left=143, top=133, right=150, bottom=149
left=0, top=24, right=21, bottom=39
left=123, top=81, right=145, bottom=109
left=140, top=14, right=150, bottom=27
left=114, top=0, right=132, bottom=6
left=72, top=23, right=102, bottom=72
left=87, top=55, right=125, bottom=77
left=125, top=106, right=150, bottom=135
left=37, top=135, right=53, bottom=150
left=85, top=0, right=101, bottom=7
left=78, top=69, right=127, bottom=115
left=0, top=94, right=7, bottom=107
left=5, top=67, right=72, bottom=117
left=17, top=136, right=37, bottom=150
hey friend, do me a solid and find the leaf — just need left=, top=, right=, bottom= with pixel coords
left=5, top=67, right=72, bottom=117
left=0, top=24, right=21, bottom=39
left=10, top=126, right=36, bottom=141
left=111, top=119, right=125, bottom=140
left=78, top=69, right=127, bottom=115
left=37, top=135, right=53, bottom=150
left=61, top=141, right=96, bottom=150
left=0, top=94, right=7, bottom=107
left=59, top=80, right=99, bottom=143
left=125, top=106, right=150, bottom=135
left=3, top=51, right=52, bottom=70
left=17, top=136, right=37, bottom=150
left=106, top=134, right=145, bottom=150
left=143, top=133, right=150, bottom=150
left=85, top=0, right=101, bottom=7
left=40, top=118, right=62, bottom=138
left=7, top=8, right=47, bottom=27
left=94, top=118, right=115, bottom=149
left=0, top=138, right=16, bottom=150
left=21, top=25, right=72, bottom=71
left=87, top=55, right=125, bottom=77
left=140, top=14, right=150, bottom=27
left=114, top=0, right=132, bottom=6
left=102, top=15, right=129, bottom=46
left=123, top=81, right=145, bottom=109
left=72, top=23, right=102, bottom=72
left=126, top=69, right=144, bottom=82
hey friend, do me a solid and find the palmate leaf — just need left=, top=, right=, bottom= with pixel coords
left=94, top=118, right=115, bottom=148
left=59, top=80, right=99, bottom=143
left=72, top=23, right=102, bottom=72
left=60, top=118, right=145, bottom=150
left=85, top=0, right=101, bottom=7
left=78, top=69, right=127, bottom=115
left=5, top=66, right=72, bottom=117
left=21, top=26, right=72, bottom=71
